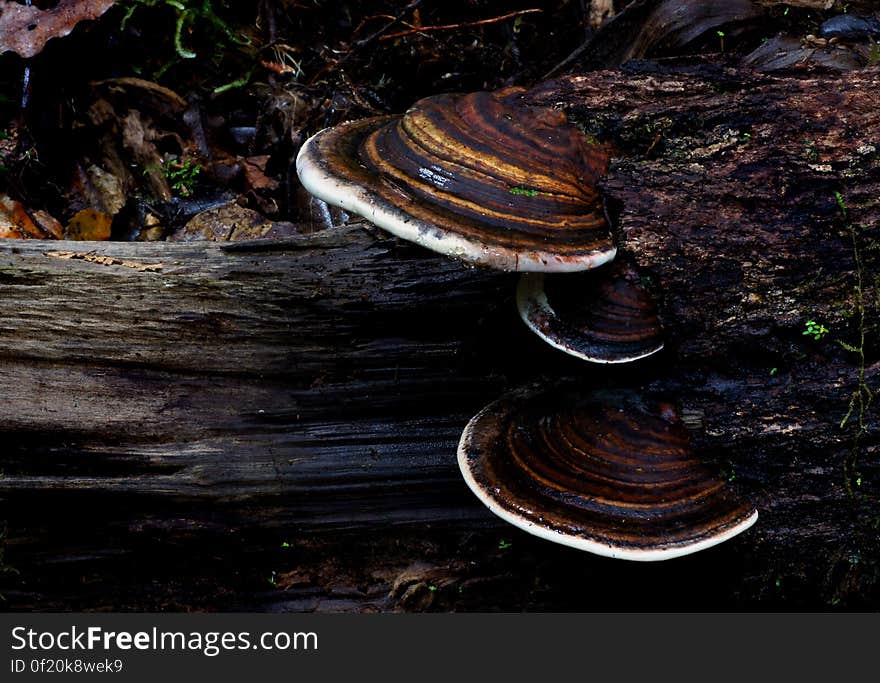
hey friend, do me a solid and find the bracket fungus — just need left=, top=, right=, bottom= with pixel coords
left=296, top=87, right=616, bottom=272
left=458, top=387, right=758, bottom=561
left=517, top=256, right=664, bottom=363
left=298, top=86, right=752, bottom=559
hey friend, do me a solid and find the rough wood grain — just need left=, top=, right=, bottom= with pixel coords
left=1, top=64, right=878, bottom=611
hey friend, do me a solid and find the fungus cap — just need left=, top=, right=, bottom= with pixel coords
left=516, top=256, right=664, bottom=363
left=458, top=387, right=758, bottom=561
left=296, top=88, right=616, bottom=272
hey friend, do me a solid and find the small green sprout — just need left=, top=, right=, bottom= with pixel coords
left=280, top=541, right=290, bottom=548
left=498, top=539, right=513, bottom=550
left=716, top=30, right=725, bottom=52
left=803, top=320, right=829, bottom=341
left=427, top=584, right=438, bottom=592
left=834, top=190, right=847, bottom=218
left=769, top=367, right=778, bottom=376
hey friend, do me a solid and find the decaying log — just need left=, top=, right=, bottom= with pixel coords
left=0, top=64, right=878, bottom=611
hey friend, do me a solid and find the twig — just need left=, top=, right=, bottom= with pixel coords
left=309, top=0, right=423, bottom=84
left=544, top=38, right=591, bottom=79
left=379, top=9, right=542, bottom=41
left=354, top=0, right=424, bottom=48
left=353, top=14, right=417, bottom=37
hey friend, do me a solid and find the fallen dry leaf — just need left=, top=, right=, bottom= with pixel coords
left=0, top=0, right=118, bottom=59
left=241, top=155, right=280, bottom=193
left=85, top=164, right=127, bottom=215
left=64, top=207, right=113, bottom=240
left=121, top=109, right=173, bottom=201
left=0, top=194, right=62, bottom=239
left=31, top=209, right=64, bottom=239
left=169, top=202, right=271, bottom=241
left=91, top=77, right=188, bottom=114
left=167, top=202, right=298, bottom=241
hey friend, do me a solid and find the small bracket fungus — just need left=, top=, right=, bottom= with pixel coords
left=458, top=387, right=758, bottom=561
left=516, top=256, right=664, bottom=363
left=296, top=87, right=616, bottom=272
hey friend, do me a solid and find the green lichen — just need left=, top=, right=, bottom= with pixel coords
left=162, top=155, right=202, bottom=197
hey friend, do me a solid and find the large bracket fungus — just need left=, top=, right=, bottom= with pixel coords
left=296, top=87, right=616, bottom=272
left=458, top=387, right=758, bottom=561
left=296, top=87, right=665, bottom=363
left=297, top=86, right=755, bottom=559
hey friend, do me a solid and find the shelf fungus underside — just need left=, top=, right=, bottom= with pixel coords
left=296, top=88, right=616, bottom=272
left=517, top=257, right=665, bottom=363
left=458, top=388, right=758, bottom=561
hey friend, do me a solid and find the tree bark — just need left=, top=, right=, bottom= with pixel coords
left=1, top=64, right=878, bottom=611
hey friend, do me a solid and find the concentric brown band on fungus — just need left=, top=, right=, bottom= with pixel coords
left=458, top=387, right=758, bottom=561
left=517, top=256, right=664, bottom=363
left=296, top=87, right=616, bottom=272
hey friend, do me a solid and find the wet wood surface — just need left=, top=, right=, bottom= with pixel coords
left=1, top=63, right=878, bottom=611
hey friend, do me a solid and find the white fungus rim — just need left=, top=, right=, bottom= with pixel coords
left=296, top=126, right=618, bottom=273
left=516, top=272, right=665, bottom=364
left=457, top=398, right=759, bottom=562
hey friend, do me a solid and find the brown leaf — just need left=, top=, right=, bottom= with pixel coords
left=32, top=209, right=65, bottom=239
left=0, top=194, right=62, bottom=239
left=121, top=110, right=172, bottom=201
left=86, top=164, right=127, bottom=215
left=90, top=77, right=188, bottom=115
left=64, top=207, right=112, bottom=241
left=0, top=0, right=118, bottom=59
left=167, top=202, right=298, bottom=241
left=241, top=155, right=279, bottom=193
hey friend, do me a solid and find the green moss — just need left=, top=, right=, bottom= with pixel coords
left=162, top=155, right=202, bottom=197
